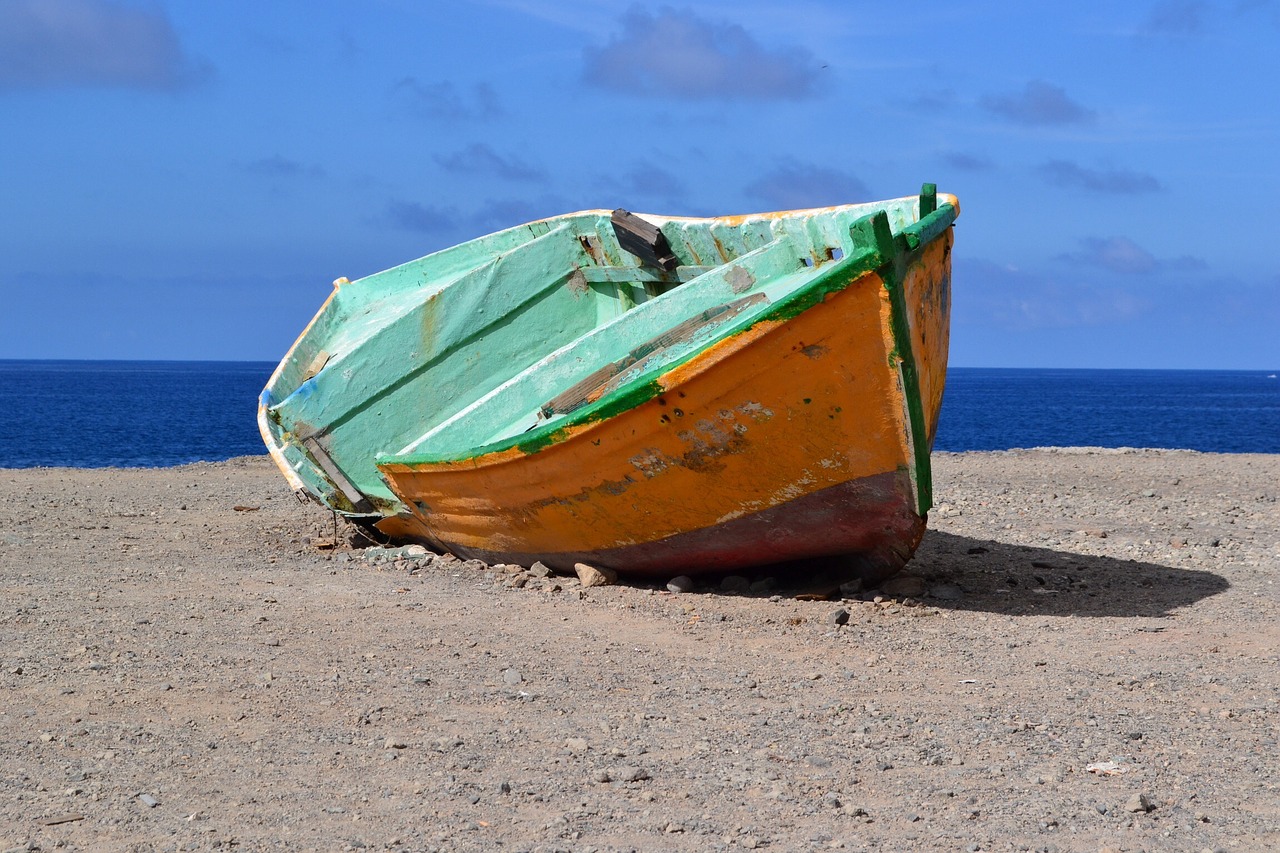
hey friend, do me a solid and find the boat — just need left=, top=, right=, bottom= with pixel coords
left=259, top=184, right=959, bottom=583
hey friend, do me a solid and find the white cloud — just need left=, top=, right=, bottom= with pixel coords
left=744, top=162, right=871, bottom=210
left=981, top=81, right=1095, bottom=126
left=434, top=144, right=545, bottom=182
left=0, top=0, right=208, bottom=91
left=955, top=259, right=1151, bottom=330
left=392, top=79, right=502, bottom=120
left=1038, top=160, right=1163, bottom=194
left=583, top=6, right=821, bottom=101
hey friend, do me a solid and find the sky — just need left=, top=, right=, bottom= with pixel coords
left=1, top=0, right=1278, bottom=369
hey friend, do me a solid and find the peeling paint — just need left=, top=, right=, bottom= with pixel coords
left=260, top=190, right=958, bottom=578
left=726, top=265, right=755, bottom=294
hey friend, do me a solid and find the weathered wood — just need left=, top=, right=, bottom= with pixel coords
left=539, top=293, right=769, bottom=418
left=611, top=209, right=679, bottom=270
left=578, top=265, right=716, bottom=284
left=302, top=436, right=373, bottom=514
left=261, top=186, right=961, bottom=579
left=849, top=210, right=896, bottom=266
left=919, top=182, right=937, bottom=217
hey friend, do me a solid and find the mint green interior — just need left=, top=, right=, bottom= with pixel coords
left=261, top=198, right=924, bottom=515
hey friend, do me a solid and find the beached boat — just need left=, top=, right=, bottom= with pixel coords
left=259, top=185, right=958, bottom=581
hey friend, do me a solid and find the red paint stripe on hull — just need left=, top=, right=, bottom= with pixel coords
left=446, top=470, right=925, bottom=579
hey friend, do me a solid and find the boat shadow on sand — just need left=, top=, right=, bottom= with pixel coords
left=843, top=530, right=1226, bottom=619
left=643, top=530, right=1229, bottom=620
left=355, top=529, right=1228, bottom=620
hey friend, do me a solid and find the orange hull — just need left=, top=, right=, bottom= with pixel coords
left=377, top=230, right=954, bottom=579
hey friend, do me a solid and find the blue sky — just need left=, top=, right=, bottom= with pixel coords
left=2, top=0, right=1277, bottom=368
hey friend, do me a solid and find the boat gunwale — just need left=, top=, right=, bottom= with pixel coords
left=375, top=201, right=958, bottom=472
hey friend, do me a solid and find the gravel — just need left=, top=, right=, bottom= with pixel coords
left=0, top=449, right=1277, bottom=850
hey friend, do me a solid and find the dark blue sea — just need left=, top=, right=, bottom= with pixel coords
left=0, top=361, right=1276, bottom=468
left=932, top=368, right=1278, bottom=454
left=0, top=360, right=277, bottom=468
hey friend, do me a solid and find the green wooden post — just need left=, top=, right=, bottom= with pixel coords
left=919, top=183, right=937, bottom=218
left=849, top=210, right=895, bottom=266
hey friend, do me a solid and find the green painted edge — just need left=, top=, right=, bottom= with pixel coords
left=512, top=378, right=662, bottom=456
left=919, top=183, right=937, bottom=217
left=882, top=246, right=932, bottom=515
left=379, top=202, right=958, bottom=471
left=848, top=208, right=930, bottom=513
left=375, top=249, right=875, bottom=469
left=882, top=193, right=959, bottom=515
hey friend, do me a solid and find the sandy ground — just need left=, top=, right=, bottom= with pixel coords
left=1, top=449, right=1277, bottom=853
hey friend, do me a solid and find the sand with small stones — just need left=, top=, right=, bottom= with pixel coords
left=2, top=449, right=1278, bottom=852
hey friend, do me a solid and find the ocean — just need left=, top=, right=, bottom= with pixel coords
left=933, top=368, right=1279, bottom=454
left=0, top=361, right=1276, bottom=468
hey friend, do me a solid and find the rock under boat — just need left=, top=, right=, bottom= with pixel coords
left=259, top=185, right=959, bottom=582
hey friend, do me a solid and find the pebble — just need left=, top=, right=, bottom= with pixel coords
left=529, top=561, right=552, bottom=578
left=720, top=575, right=751, bottom=594
left=838, top=578, right=863, bottom=596
left=360, top=544, right=430, bottom=563
left=609, top=765, right=649, bottom=782
left=8, top=448, right=1276, bottom=851
left=137, top=793, right=160, bottom=808
left=667, top=575, right=694, bottom=594
left=384, top=738, right=408, bottom=750
left=502, top=668, right=523, bottom=686
left=828, top=608, right=850, bottom=626
left=574, top=562, right=617, bottom=588
left=1124, top=792, right=1154, bottom=813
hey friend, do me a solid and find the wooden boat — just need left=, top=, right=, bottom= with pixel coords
left=259, top=185, right=958, bottom=582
